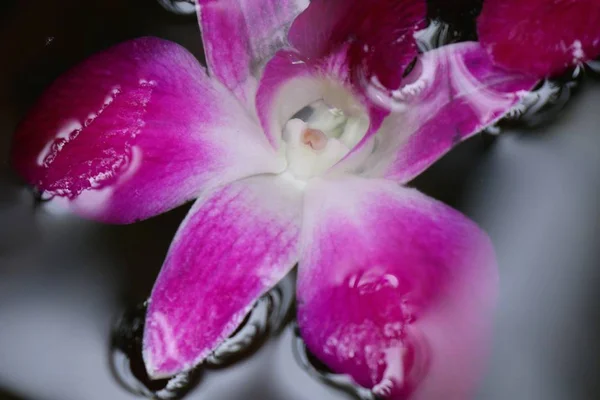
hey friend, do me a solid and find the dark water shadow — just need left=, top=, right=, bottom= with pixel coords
left=0, top=389, right=28, bottom=400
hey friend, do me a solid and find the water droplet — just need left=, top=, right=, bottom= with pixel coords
left=291, top=324, right=380, bottom=400
left=156, top=0, right=196, bottom=15
left=110, top=273, right=295, bottom=396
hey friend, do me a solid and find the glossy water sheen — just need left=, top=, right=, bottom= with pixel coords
left=1, top=1, right=600, bottom=400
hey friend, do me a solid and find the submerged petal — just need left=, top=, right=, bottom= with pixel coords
left=197, top=0, right=309, bottom=109
left=288, top=0, right=426, bottom=90
left=297, top=177, right=497, bottom=399
left=11, top=37, right=282, bottom=224
left=349, top=42, right=537, bottom=183
left=143, top=174, right=302, bottom=378
left=477, top=0, right=600, bottom=77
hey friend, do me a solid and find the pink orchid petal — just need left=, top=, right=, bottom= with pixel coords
left=478, top=0, right=600, bottom=77
left=11, top=37, right=283, bottom=224
left=143, top=174, right=301, bottom=378
left=255, top=49, right=388, bottom=150
left=297, top=177, right=498, bottom=399
left=350, top=42, right=537, bottom=183
left=288, top=0, right=426, bottom=90
left=197, top=0, right=309, bottom=108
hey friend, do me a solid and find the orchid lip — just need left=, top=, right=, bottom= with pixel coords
left=280, top=99, right=369, bottom=183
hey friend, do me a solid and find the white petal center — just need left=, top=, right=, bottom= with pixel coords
left=281, top=100, right=369, bottom=182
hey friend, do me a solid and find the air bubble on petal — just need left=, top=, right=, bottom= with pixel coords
left=36, top=119, right=82, bottom=166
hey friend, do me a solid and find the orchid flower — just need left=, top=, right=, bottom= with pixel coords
left=477, top=0, right=600, bottom=77
left=11, top=0, right=538, bottom=398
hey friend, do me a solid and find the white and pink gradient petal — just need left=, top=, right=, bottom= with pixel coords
left=197, top=0, right=309, bottom=110
left=142, top=174, right=302, bottom=378
left=255, top=51, right=323, bottom=149
left=10, top=37, right=283, bottom=224
left=297, top=176, right=498, bottom=399
left=348, top=42, right=538, bottom=183
left=255, top=49, right=388, bottom=151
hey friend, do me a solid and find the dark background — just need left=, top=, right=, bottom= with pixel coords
left=1, top=1, right=599, bottom=399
